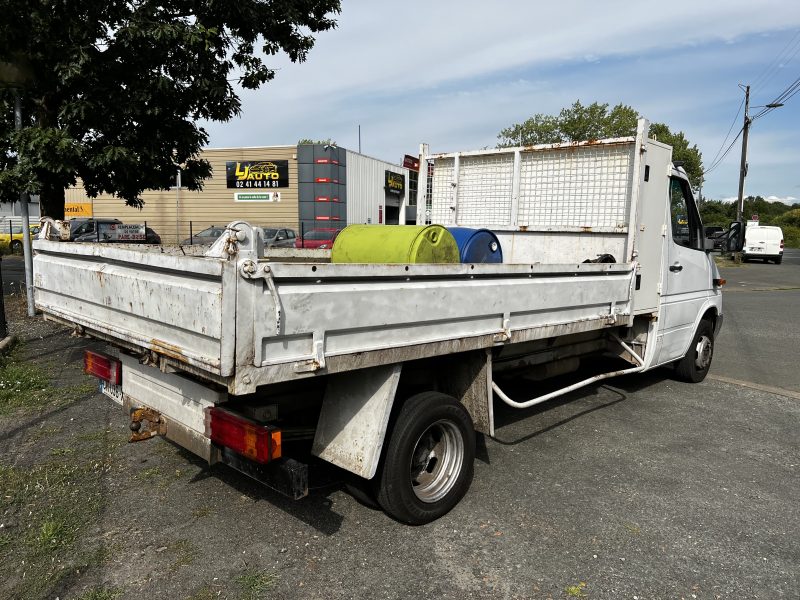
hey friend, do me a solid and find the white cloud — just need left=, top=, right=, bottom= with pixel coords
left=203, top=1, right=800, bottom=200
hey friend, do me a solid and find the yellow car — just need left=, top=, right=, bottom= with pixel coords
left=0, top=223, right=41, bottom=254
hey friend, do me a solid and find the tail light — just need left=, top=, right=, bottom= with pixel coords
left=780, top=239, right=784, bottom=249
left=207, top=407, right=281, bottom=463
left=84, top=350, right=121, bottom=385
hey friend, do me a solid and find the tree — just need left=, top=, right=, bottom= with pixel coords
left=497, top=101, right=703, bottom=187
left=0, top=0, right=341, bottom=219
left=298, top=138, right=337, bottom=145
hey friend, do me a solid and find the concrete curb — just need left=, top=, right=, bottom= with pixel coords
left=0, top=334, right=17, bottom=354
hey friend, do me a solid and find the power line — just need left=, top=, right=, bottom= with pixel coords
left=708, top=97, right=744, bottom=168
left=751, top=29, right=800, bottom=96
left=704, top=126, right=744, bottom=175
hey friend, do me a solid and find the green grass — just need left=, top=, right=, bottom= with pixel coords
left=565, top=582, right=588, bottom=598
left=0, top=360, right=51, bottom=415
left=235, top=570, right=279, bottom=600
left=168, top=539, right=197, bottom=572
left=0, top=344, right=97, bottom=415
left=72, top=586, right=123, bottom=600
left=0, top=456, right=114, bottom=598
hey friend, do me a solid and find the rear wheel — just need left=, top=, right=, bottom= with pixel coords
left=10, top=240, right=22, bottom=254
left=375, top=392, right=475, bottom=525
left=775, top=255, right=783, bottom=264
left=674, top=320, right=714, bottom=383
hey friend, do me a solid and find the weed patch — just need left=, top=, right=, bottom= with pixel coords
left=72, top=586, right=123, bottom=600
left=0, top=456, right=114, bottom=598
left=236, top=569, right=279, bottom=600
left=0, top=360, right=51, bottom=415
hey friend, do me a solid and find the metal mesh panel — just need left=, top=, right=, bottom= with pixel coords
left=454, top=154, right=514, bottom=226
left=517, top=144, right=634, bottom=231
left=429, top=158, right=455, bottom=225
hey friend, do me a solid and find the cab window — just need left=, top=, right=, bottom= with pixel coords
left=669, top=178, right=703, bottom=250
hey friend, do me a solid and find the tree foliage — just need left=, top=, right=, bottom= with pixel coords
left=497, top=101, right=703, bottom=186
left=298, top=138, right=337, bottom=145
left=0, top=0, right=341, bottom=218
left=698, top=196, right=800, bottom=227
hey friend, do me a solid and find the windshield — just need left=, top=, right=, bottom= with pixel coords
left=263, top=228, right=278, bottom=237
left=304, top=230, right=337, bottom=240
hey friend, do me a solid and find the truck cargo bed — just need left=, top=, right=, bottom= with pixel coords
left=33, top=234, right=635, bottom=392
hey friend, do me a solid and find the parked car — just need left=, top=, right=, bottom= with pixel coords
left=743, top=225, right=784, bottom=264
left=74, top=225, right=161, bottom=244
left=68, top=218, right=123, bottom=241
left=0, top=224, right=40, bottom=254
left=295, top=228, right=341, bottom=249
left=181, top=226, right=226, bottom=246
left=704, top=225, right=725, bottom=239
left=261, top=227, right=297, bottom=248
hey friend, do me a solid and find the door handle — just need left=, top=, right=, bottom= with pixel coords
left=669, top=263, right=683, bottom=272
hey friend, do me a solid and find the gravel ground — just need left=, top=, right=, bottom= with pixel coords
left=0, top=277, right=798, bottom=599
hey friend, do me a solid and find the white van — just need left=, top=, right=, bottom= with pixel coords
left=743, top=225, right=784, bottom=264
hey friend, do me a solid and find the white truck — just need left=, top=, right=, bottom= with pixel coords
left=32, top=120, right=743, bottom=524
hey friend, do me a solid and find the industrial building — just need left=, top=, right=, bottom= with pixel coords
left=64, top=144, right=415, bottom=243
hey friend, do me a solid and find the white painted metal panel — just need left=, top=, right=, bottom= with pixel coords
left=33, top=239, right=231, bottom=376
left=312, top=364, right=401, bottom=478
left=251, top=262, right=635, bottom=369
left=120, top=353, right=225, bottom=434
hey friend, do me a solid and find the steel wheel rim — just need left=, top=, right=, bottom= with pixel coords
left=409, top=419, right=464, bottom=503
left=694, top=335, right=713, bottom=370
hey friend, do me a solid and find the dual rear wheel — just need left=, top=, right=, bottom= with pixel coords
left=371, top=392, right=475, bottom=525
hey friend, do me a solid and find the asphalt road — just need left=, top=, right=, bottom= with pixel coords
left=1, top=250, right=798, bottom=599
left=1, top=254, right=27, bottom=296
left=713, top=248, right=800, bottom=392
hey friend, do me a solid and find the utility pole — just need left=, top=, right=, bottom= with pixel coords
left=734, top=84, right=751, bottom=263
left=736, top=85, right=751, bottom=224
left=14, top=93, right=35, bottom=316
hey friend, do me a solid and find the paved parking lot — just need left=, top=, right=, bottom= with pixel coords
left=0, top=251, right=798, bottom=599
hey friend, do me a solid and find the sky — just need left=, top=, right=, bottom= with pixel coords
left=203, top=1, right=800, bottom=204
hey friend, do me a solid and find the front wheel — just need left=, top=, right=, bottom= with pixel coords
left=375, top=392, right=475, bottom=525
left=674, top=320, right=714, bottom=383
left=10, top=240, right=22, bottom=254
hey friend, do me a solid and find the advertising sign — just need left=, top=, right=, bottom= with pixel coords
left=385, top=171, right=405, bottom=196
left=65, top=202, right=93, bottom=217
left=402, top=154, right=420, bottom=171
left=97, top=223, right=146, bottom=241
left=226, top=160, right=289, bottom=189
left=234, top=192, right=281, bottom=202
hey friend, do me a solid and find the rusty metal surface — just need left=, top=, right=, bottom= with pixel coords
left=129, top=406, right=166, bottom=442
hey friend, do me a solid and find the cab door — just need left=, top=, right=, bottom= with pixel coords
left=657, top=176, right=713, bottom=363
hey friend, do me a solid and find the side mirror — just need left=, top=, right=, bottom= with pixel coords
left=703, top=238, right=714, bottom=252
left=726, top=221, right=744, bottom=252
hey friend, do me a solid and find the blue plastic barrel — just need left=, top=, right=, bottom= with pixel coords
left=446, top=227, right=503, bottom=263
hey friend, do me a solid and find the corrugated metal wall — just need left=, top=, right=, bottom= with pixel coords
left=67, top=146, right=299, bottom=243
left=345, top=151, right=410, bottom=225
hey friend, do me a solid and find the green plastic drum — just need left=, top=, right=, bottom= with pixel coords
left=331, top=225, right=460, bottom=264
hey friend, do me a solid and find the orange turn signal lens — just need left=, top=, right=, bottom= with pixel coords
left=713, top=278, right=726, bottom=287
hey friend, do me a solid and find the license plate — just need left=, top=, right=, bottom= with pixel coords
left=99, top=379, right=124, bottom=405
left=748, top=247, right=763, bottom=253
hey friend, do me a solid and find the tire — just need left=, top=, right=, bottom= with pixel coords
left=375, top=392, right=475, bottom=525
left=674, top=320, right=714, bottom=383
left=10, top=240, right=22, bottom=254
left=775, top=255, right=783, bottom=265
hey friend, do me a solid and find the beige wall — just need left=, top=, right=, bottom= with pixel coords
left=66, top=146, right=299, bottom=243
